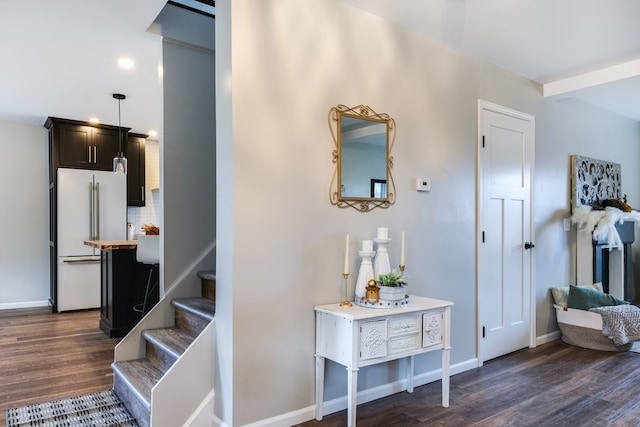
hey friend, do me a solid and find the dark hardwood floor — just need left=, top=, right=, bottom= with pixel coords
left=4, top=308, right=640, bottom=426
left=0, top=307, right=118, bottom=426
left=299, top=340, right=640, bottom=427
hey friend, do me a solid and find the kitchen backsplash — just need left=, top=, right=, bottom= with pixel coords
left=127, top=140, right=160, bottom=238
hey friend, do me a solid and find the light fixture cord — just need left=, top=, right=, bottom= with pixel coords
left=118, top=98, right=123, bottom=154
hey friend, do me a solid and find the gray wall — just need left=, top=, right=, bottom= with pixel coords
left=0, top=120, right=49, bottom=308
left=159, top=5, right=216, bottom=293
left=215, top=0, right=640, bottom=425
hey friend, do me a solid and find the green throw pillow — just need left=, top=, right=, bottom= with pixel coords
left=567, top=285, right=629, bottom=310
left=550, top=283, right=604, bottom=307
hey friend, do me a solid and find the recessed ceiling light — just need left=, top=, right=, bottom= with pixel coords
left=118, top=58, right=135, bottom=69
left=89, top=117, right=99, bottom=123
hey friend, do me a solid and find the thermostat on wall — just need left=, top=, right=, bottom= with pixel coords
left=415, top=178, right=431, bottom=192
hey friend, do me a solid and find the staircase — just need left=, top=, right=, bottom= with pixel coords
left=112, top=270, right=216, bottom=427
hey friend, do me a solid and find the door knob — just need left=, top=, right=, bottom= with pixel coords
left=524, top=242, right=535, bottom=250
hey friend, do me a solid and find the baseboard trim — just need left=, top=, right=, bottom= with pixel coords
left=537, top=329, right=561, bottom=346
left=184, top=390, right=215, bottom=427
left=243, top=357, right=478, bottom=427
left=0, top=300, right=50, bottom=311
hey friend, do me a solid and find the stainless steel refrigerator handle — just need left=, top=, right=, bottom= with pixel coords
left=89, top=181, right=94, bottom=240
left=63, top=257, right=100, bottom=263
left=96, top=181, right=100, bottom=240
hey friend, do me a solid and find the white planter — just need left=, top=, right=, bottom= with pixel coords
left=378, top=285, right=406, bottom=301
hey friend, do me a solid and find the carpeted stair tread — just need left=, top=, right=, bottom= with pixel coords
left=112, top=359, right=163, bottom=407
left=142, top=327, right=192, bottom=359
left=171, top=297, right=215, bottom=321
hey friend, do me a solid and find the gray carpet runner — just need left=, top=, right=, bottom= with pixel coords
left=6, top=389, right=138, bottom=427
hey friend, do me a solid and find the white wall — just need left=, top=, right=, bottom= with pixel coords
left=216, top=1, right=640, bottom=425
left=0, top=120, right=49, bottom=308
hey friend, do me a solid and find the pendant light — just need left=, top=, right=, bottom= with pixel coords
left=112, top=93, right=127, bottom=174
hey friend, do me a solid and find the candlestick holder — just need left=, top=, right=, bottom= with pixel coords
left=355, top=250, right=376, bottom=300
left=340, top=273, right=353, bottom=307
left=399, top=264, right=405, bottom=274
left=373, top=237, right=391, bottom=278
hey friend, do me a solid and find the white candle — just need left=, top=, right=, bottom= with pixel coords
left=362, top=239, right=373, bottom=252
left=400, top=231, right=405, bottom=266
left=377, top=227, right=388, bottom=239
left=344, top=234, right=350, bottom=275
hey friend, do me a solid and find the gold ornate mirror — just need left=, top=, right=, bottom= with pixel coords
left=329, top=105, right=396, bottom=212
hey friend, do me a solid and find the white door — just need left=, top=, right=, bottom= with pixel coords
left=478, top=100, right=534, bottom=363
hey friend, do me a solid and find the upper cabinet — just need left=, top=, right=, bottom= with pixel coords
left=45, top=117, right=127, bottom=172
left=127, top=133, right=146, bottom=207
left=45, top=117, right=145, bottom=207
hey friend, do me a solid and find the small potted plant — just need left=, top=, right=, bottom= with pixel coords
left=377, top=270, right=407, bottom=301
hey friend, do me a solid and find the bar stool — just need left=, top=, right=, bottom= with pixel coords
left=133, top=235, right=160, bottom=318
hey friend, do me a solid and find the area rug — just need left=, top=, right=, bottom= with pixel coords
left=6, top=389, right=138, bottom=427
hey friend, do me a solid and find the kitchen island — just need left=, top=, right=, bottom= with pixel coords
left=85, top=240, right=158, bottom=338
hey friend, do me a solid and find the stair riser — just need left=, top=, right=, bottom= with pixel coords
left=202, top=278, right=216, bottom=302
left=114, top=373, right=150, bottom=427
left=146, top=341, right=178, bottom=374
left=175, top=308, right=210, bottom=337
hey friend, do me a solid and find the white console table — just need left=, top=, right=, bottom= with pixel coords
left=314, top=295, right=453, bottom=427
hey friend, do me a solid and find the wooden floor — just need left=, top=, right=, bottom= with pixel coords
left=0, top=307, right=118, bottom=426
left=298, top=340, right=640, bottom=427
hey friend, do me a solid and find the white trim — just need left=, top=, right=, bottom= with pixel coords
left=242, top=358, right=478, bottom=427
left=183, top=390, right=215, bottom=427
left=537, top=330, right=561, bottom=346
left=164, top=240, right=217, bottom=296
left=0, top=300, right=50, bottom=311
left=476, top=99, right=536, bottom=367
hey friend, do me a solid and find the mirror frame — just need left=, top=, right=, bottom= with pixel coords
left=329, top=104, right=396, bottom=212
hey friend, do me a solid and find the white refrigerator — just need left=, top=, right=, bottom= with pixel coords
left=57, top=168, right=126, bottom=311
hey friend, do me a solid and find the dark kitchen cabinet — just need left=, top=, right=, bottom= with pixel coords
left=45, top=117, right=128, bottom=172
left=127, top=133, right=146, bottom=207
left=98, top=246, right=158, bottom=338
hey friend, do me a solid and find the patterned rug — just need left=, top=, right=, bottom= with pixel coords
left=6, top=389, right=138, bottom=427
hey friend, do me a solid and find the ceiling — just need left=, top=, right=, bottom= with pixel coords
left=1, top=0, right=639, bottom=139
left=344, top=0, right=640, bottom=121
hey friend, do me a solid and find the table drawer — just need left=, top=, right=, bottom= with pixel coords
left=388, top=332, right=421, bottom=355
left=388, top=314, right=421, bottom=337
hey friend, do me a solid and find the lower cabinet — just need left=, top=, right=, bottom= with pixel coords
left=99, top=248, right=158, bottom=338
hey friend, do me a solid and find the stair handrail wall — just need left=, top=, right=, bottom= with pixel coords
left=151, top=319, right=216, bottom=427
left=114, top=240, right=216, bottom=362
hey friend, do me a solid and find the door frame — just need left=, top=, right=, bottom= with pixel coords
left=476, top=99, right=536, bottom=366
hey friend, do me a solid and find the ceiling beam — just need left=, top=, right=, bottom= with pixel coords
left=543, top=59, right=640, bottom=97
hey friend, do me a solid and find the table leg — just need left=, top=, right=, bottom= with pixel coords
left=442, top=347, right=450, bottom=407
left=407, top=355, right=414, bottom=393
left=347, top=367, right=358, bottom=427
left=315, top=355, right=325, bottom=420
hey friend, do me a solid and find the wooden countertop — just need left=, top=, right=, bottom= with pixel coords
left=84, top=240, right=138, bottom=250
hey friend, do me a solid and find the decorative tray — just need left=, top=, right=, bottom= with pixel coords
left=354, top=296, right=410, bottom=309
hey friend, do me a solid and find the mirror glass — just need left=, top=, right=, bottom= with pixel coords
left=340, top=116, right=388, bottom=198
left=329, top=105, right=396, bottom=212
